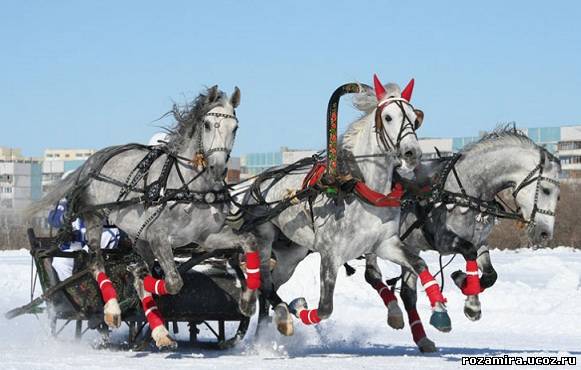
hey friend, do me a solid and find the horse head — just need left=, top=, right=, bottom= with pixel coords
left=354, top=74, right=423, bottom=170
left=172, top=85, right=241, bottom=182
left=512, top=149, right=561, bottom=245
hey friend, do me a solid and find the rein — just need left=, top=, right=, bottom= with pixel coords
left=399, top=148, right=560, bottom=243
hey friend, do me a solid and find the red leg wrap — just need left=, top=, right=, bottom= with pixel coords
left=245, top=251, right=261, bottom=290
left=96, top=272, right=117, bottom=303
left=299, top=309, right=321, bottom=325
left=372, top=281, right=397, bottom=306
left=141, top=296, right=164, bottom=330
left=143, top=275, right=168, bottom=296
left=407, top=308, right=427, bottom=343
left=461, top=260, right=483, bottom=295
left=419, top=269, right=446, bottom=307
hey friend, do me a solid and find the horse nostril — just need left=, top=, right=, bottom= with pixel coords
left=404, top=150, right=414, bottom=158
left=540, top=231, right=549, bottom=240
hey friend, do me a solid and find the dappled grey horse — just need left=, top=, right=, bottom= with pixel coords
left=267, top=129, right=561, bottom=352
left=363, top=128, right=561, bottom=351
left=247, top=76, right=458, bottom=336
left=28, top=86, right=261, bottom=349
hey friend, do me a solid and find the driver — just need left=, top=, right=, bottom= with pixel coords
left=48, top=198, right=121, bottom=281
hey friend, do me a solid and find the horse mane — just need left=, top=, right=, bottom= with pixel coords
left=460, top=124, right=560, bottom=164
left=163, top=87, right=228, bottom=152
left=340, top=82, right=402, bottom=152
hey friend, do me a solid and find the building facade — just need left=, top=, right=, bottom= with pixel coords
left=0, top=158, right=42, bottom=209
left=240, top=147, right=317, bottom=178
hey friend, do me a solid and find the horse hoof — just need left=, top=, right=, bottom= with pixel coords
left=464, top=305, right=482, bottom=321
left=417, top=337, right=437, bottom=353
left=430, top=310, right=452, bottom=333
left=152, top=326, right=177, bottom=350
left=288, top=297, right=308, bottom=317
left=464, top=295, right=482, bottom=321
left=386, top=301, right=404, bottom=330
left=273, top=303, right=294, bottom=336
left=238, top=289, right=257, bottom=317
left=104, top=299, right=122, bottom=328
left=238, top=298, right=256, bottom=317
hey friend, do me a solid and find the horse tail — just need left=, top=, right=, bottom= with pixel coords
left=22, top=166, right=84, bottom=220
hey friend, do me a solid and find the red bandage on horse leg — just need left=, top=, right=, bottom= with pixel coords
left=245, top=251, right=261, bottom=290
left=299, top=309, right=321, bottom=325
left=141, top=295, right=164, bottom=330
left=419, top=269, right=446, bottom=307
left=372, top=281, right=397, bottom=306
left=143, top=275, right=168, bottom=296
left=96, top=272, right=117, bottom=303
left=407, top=308, right=427, bottom=343
left=461, top=260, right=482, bottom=295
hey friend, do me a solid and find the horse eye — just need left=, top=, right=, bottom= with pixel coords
left=384, top=115, right=392, bottom=122
left=542, top=187, right=550, bottom=195
left=203, top=121, right=211, bottom=130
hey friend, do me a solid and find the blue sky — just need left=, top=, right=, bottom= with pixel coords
left=1, top=1, right=580, bottom=157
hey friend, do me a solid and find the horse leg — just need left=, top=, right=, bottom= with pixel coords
left=270, top=241, right=311, bottom=336
left=85, top=214, right=121, bottom=328
left=364, top=254, right=404, bottom=329
left=375, top=236, right=451, bottom=332
left=400, top=267, right=436, bottom=352
left=238, top=232, right=262, bottom=317
left=143, top=236, right=183, bottom=296
left=289, top=253, right=340, bottom=326
left=477, top=245, right=498, bottom=290
left=129, top=265, right=177, bottom=349
left=449, top=239, right=483, bottom=321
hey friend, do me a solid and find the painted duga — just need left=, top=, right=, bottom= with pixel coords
left=269, top=128, right=561, bottom=352
left=250, top=75, right=458, bottom=338
left=28, top=86, right=262, bottom=349
left=362, top=128, right=561, bottom=351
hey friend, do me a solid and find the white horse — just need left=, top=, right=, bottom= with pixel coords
left=247, top=76, right=454, bottom=336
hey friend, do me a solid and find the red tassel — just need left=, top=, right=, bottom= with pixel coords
left=373, top=74, right=386, bottom=102
left=419, top=269, right=446, bottom=307
left=401, top=78, right=415, bottom=101
left=144, top=275, right=168, bottom=296
left=299, top=309, right=321, bottom=325
left=461, top=260, right=483, bottom=295
left=407, top=308, right=427, bottom=343
left=372, top=281, right=397, bottom=306
left=96, top=272, right=117, bottom=303
left=245, top=251, right=261, bottom=290
left=141, top=296, right=164, bottom=330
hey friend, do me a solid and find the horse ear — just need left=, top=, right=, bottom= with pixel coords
left=208, top=85, right=219, bottom=103
left=230, top=86, right=241, bottom=108
left=373, top=74, right=386, bottom=102
left=414, top=109, right=424, bottom=130
left=401, top=78, right=415, bottom=101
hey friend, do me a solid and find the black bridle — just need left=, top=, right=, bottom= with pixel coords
left=374, top=97, right=419, bottom=154
left=511, top=149, right=560, bottom=224
left=430, top=148, right=560, bottom=225
left=195, top=111, right=238, bottom=164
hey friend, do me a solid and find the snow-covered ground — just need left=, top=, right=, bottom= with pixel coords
left=0, top=247, right=580, bottom=370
